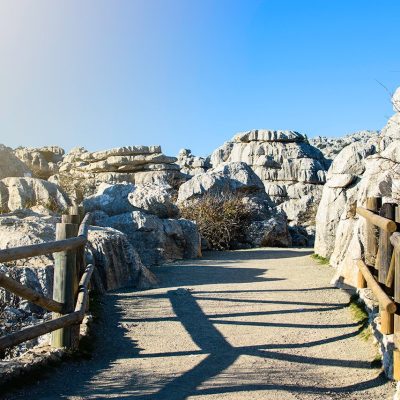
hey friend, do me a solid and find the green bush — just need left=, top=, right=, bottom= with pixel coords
left=179, top=192, right=252, bottom=250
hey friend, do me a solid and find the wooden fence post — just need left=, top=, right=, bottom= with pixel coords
left=51, top=220, right=79, bottom=349
left=394, top=207, right=400, bottom=379
left=379, top=203, right=396, bottom=335
left=358, top=197, right=381, bottom=288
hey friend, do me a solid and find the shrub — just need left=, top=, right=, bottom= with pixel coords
left=179, top=192, right=253, bottom=250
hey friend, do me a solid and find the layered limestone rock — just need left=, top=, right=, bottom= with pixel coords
left=97, top=211, right=201, bottom=266
left=177, top=161, right=291, bottom=247
left=314, top=139, right=378, bottom=258
left=315, top=88, right=400, bottom=287
left=177, top=149, right=210, bottom=176
left=310, top=130, right=379, bottom=162
left=0, top=145, right=32, bottom=180
left=50, top=145, right=184, bottom=202
left=14, top=146, right=64, bottom=180
left=209, top=130, right=329, bottom=244
left=83, top=182, right=201, bottom=265
left=0, top=177, right=70, bottom=213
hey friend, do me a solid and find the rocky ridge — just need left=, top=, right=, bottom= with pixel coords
left=49, top=145, right=184, bottom=202
left=310, top=130, right=379, bottom=162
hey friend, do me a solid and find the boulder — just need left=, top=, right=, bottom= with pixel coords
left=177, top=161, right=268, bottom=204
left=128, top=183, right=179, bottom=218
left=83, top=183, right=135, bottom=216
left=245, top=213, right=291, bottom=247
left=0, top=145, right=32, bottom=180
left=97, top=211, right=201, bottom=266
left=314, top=138, right=379, bottom=259
left=0, top=177, right=70, bottom=213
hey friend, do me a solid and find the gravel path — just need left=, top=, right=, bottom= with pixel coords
left=3, top=248, right=396, bottom=399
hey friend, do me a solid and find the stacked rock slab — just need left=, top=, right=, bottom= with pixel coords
left=14, top=146, right=65, bottom=180
left=177, top=149, right=210, bottom=176
left=210, top=130, right=329, bottom=243
left=50, top=145, right=184, bottom=201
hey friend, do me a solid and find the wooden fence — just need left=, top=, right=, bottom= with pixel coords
left=0, top=206, right=93, bottom=352
left=356, top=197, right=400, bottom=379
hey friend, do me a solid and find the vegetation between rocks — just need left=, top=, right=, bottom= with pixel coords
left=179, top=192, right=253, bottom=250
left=311, top=253, right=330, bottom=265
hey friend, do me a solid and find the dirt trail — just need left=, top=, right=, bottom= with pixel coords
left=4, top=248, right=395, bottom=399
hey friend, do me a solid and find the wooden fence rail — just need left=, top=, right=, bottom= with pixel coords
left=0, top=206, right=93, bottom=352
left=356, top=197, right=400, bottom=379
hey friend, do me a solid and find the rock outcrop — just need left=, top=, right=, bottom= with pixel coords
left=177, top=161, right=291, bottom=248
left=310, top=130, right=379, bottom=162
left=14, top=146, right=64, bottom=180
left=0, top=145, right=32, bottom=180
left=0, top=177, right=70, bottom=213
left=97, top=211, right=201, bottom=266
left=177, top=149, right=210, bottom=176
left=128, top=183, right=179, bottom=218
left=0, top=207, right=156, bottom=356
left=83, top=182, right=201, bottom=265
left=315, top=88, right=400, bottom=287
left=50, top=146, right=184, bottom=202
left=209, top=130, right=329, bottom=244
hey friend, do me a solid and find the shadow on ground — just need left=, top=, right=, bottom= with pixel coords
left=1, top=248, right=389, bottom=400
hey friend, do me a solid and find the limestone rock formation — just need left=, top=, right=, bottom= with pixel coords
left=209, top=130, right=329, bottom=244
left=314, top=139, right=378, bottom=258
left=0, top=177, right=70, bottom=213
left=83, top=183, right=135, bottom=216
left=177, top=149, right=210, bottom=176
left=310, top=130, right=379, bottom=162
left=50, top=145, right=184, bottom=202
left=128, top=183, right=179, bottom=218
left=245, top=212, right=291, bottom=247
left=0, top=207, right=156, bottom=350
left=177, top=161, right=291, bottom=247
left=14, top=146, right=64, bottom=180
left=177, top=161, right=268, bottom=204
left=315, top=88, right=400, bottom=287
left=96, top=211, right=201, bottom=266
left=0, top=145, right=32, bottom=180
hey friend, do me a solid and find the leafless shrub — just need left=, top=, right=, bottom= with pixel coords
left=179, top=192, right=253, bottom=250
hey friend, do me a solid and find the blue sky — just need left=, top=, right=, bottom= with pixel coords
left=0, top=0, right=399, bottom=157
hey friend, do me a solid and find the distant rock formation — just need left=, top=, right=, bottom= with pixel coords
left=209, top=130, right=329, bottom=245
left=50, top=146, right=184, bottom=202
left=14, top=146, right=64, bottom=180
left=177, top=149, right=210, bottom=176
left=310, top=130, right=379, bottom=162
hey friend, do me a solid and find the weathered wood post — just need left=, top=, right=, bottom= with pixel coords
left=51, top=220, right=79, bottom=349
left=379, top=203, right=396, bottom=335
left=393, top=207, right=400, bottom=380
left=358, top=197, right=381, bottom=288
